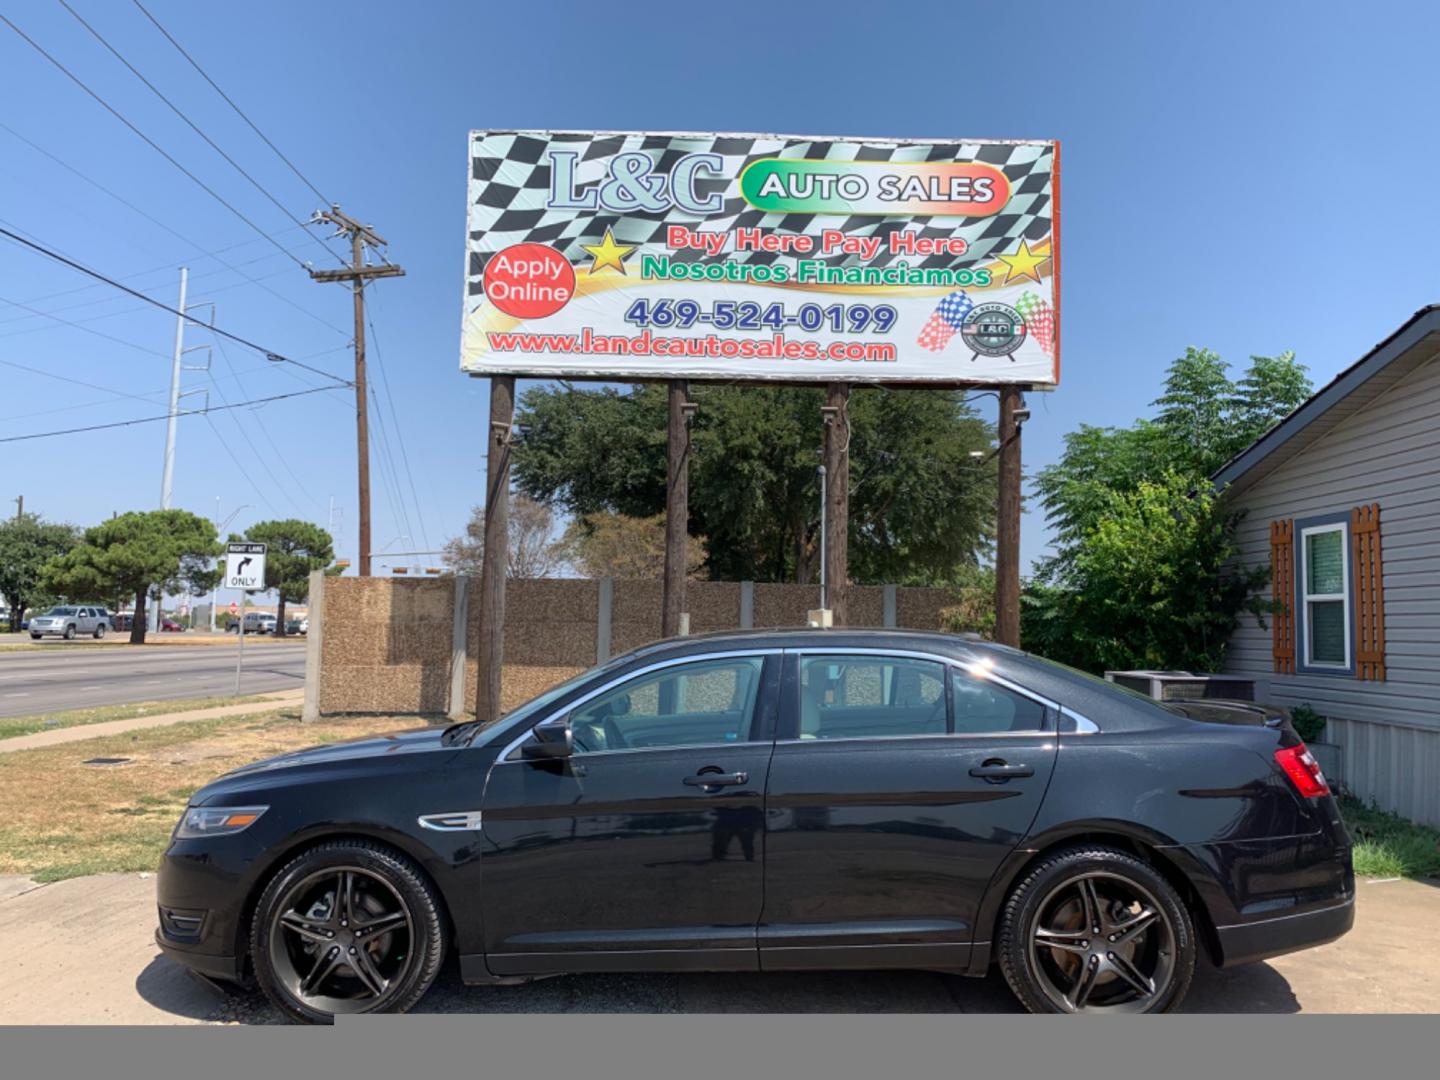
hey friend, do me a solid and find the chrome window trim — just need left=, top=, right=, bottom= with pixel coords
left=495, top=649, right=780, bottom=763
left=1060, top=705, right=1100, bottom=734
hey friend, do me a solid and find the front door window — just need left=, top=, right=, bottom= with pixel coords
left=568, top=656, right=765, bottom=753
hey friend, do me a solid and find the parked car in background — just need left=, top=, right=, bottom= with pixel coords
left=156, top=629, right=1353, bottom=1022
left=29, top=605, right=111, bottom=640
left=284, top=619, right=306, bottom=636
left=228, top=612, right=277, bottom=635
left=160, top=618, right=185, bottom=632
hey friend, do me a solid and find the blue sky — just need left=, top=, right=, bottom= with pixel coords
left=3, top=0, right=1437, bottom=604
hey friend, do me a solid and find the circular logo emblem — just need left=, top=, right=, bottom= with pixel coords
left=483, top=243, right=575, bottom=319
left=960, top=302, right=1027, bottom=357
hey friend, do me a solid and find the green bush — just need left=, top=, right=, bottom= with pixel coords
left=1339, top=796, right=1440, bottom=880
left=1288, top=703, right=1327, bottom=743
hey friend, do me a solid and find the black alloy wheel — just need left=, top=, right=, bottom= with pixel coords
left=998, top=846, right=1195, bottom=1014
left=251, top=840, right=445, bottom=1023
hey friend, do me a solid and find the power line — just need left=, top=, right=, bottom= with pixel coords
left=0, top=223, right=352, bottom=386
left=0, top=11, right=311, bottom=270
left=129, top=0, right=332, bottom=207
left=55, top=0, right=346, bottom=268
left=366, top=307, right=430, bottom=553
left=0, top=356, right=167, bottom=406
left=0, top=289, right=173, bottom=360
left=204, top=413, right=279, bottom=516
left=0, top=384, right=343, bottom=444
left=0, top=121, right=350, bottom=336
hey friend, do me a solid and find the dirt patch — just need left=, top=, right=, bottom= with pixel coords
left=0, top=709, right=428, bottom=882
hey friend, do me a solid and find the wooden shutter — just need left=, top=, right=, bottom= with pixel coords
left=1270, top=519, right=1295, bottom=674
left=1351, top=503, right=1386, bottom=680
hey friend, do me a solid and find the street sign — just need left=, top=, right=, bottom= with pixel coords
left=228, top=601, right=238, bottom=616
left=225, top=542, right=267, bottom=592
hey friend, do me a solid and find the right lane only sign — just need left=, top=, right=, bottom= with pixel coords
left=225, top=543, right=267, bottom=592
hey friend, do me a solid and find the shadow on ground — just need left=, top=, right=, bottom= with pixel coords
left=137, top=954, right=1300, bottom=1023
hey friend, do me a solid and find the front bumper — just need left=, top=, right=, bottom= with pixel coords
left=1215, top=893, right=1355, bottom=967
left=155, top=930, right=245, bottom=984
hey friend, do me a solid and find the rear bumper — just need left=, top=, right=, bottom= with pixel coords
left=1215, top=894, right=1355, bottom=968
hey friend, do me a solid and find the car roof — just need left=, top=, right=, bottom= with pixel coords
left=624, top=627, right=1005, bottom=661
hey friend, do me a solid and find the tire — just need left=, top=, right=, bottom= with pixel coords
left=997, top=846, right=1195, bottom=1014
left=63, top=625, right=75, bottom=640
left=94, top=624, right=106, bottom=639
left=29, top=634, right=41, bottom=641
left=250, top=839, right=446, bottom=1024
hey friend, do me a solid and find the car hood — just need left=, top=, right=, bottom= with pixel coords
left=199, top=726, right=454, bottom=790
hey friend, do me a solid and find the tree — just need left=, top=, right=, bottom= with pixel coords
left=39, top=510, right=221, bottom=644
left=558, top=512, right=707, bottom=580
left=1029, top=347, right=1311, bottom=671
left=0, top=513, right=78, bottom=632
left=244, top=520, right=335, bottom=637
left=442, top=495, right=563, bottom=578
left=513, top=383, right=995, bottom=584
left=1024, top=474, right=1269, bottom=671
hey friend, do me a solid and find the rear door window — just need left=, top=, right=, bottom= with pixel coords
left=797, top=655, right=948, bottom=740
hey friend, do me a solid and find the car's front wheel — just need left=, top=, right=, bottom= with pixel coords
left=251, top=840, right=446, bottom=1024
left=997, top=846, right=1195, bottom=1014
left=63, top=624, right=75, bottom=640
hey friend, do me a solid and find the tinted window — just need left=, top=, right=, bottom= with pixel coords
left=798, top=655, right=946, bottom=740
left=952, top=672, right=1048, bottom=733
left=47, top=607, right=76, bottom=616
left=569, top=657, right=764, bottom=754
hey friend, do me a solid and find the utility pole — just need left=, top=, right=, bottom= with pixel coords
left=160, top=267, right=188, bottom=510
left=821, top=383, right=850, bottom=625
left=474, top=376, right=515, bottom=722
left=662, top=381, right=693, bottom=637
left=995, top=386, right=1025, bottom=647
left=309, top=207, right=405, bottom=577
left=12, top=495, right=20, bottom=523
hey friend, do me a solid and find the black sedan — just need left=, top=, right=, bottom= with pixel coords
left=155, top=630, right=1353, bottom=1021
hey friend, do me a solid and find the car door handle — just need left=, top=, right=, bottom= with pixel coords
left=969, top=761, right=1034, bottom=781
left=684, top=771, right=748, bottom=788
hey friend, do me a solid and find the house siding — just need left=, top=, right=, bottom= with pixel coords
left=1223, top=351, right=1440, bottom=826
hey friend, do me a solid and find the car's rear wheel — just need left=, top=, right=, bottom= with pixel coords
left=998, top=846, right=1195, bottom=1014
left=94, top=624, right=105, bottom=639
left=251, top=840, right=446, bottom=1024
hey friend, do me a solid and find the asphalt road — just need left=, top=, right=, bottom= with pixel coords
left=0, top=641, right=307, bottom=718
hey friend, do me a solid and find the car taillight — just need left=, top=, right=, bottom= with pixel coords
left=1275, top=744, right=1330, bottom=798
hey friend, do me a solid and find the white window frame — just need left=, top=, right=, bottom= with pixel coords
left=1299, top=521, right=1350, bottom=670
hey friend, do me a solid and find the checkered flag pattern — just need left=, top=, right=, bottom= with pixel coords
left=1015, top=291, right=1055, bottom=353
left=467, top=132, right=1055, bottom=299
left=916, top=291, right=974, bottom=352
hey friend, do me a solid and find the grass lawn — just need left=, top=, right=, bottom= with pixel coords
left=1339, top=795, right=1440, bottom=880
left=0, top=694, right=286, bottom=741
left=0, top=708, right=425, bottom=882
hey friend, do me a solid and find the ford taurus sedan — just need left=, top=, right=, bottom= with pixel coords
left=155, top=630, right=1353, bottom=1021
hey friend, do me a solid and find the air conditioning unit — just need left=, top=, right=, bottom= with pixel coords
left=1104, top=671, right=1256, bottom=702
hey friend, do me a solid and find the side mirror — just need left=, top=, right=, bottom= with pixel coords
left=522, top=715, right=573, bottom=759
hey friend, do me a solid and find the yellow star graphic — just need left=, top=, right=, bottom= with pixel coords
left=581, top=228, right=635, bottom=275
left=994, top=239, right=1049, bottom=285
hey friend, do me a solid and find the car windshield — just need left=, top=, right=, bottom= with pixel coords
left=443, top=656, right=632, bottom=747
left=1018, top=653, right=1190, bottom=718
left=45, top=607, right=77, bottom=616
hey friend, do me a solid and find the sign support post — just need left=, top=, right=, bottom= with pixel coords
left=474, top=375, right=514, bottom=723
left=662, top=380, right=690, bottom=638
left=234, top=589, right=245, bottom=696
left=995, top=385, right=1023, bottom=647
left=822, top=383, right=850, bottom=626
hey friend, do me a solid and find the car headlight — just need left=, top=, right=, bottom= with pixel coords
left=174, top=805, right=268, bottom=839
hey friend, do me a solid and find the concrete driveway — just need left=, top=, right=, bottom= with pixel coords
left=0, top=873, right=1433, bottom=1022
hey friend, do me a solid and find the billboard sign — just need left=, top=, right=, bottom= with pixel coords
left=461, top=131, right=1059, bottom=386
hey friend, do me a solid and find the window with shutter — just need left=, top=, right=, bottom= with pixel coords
left=1351, top=503, right=1386, bottom=681
left=1270, top=519, right=1295, bottom=674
